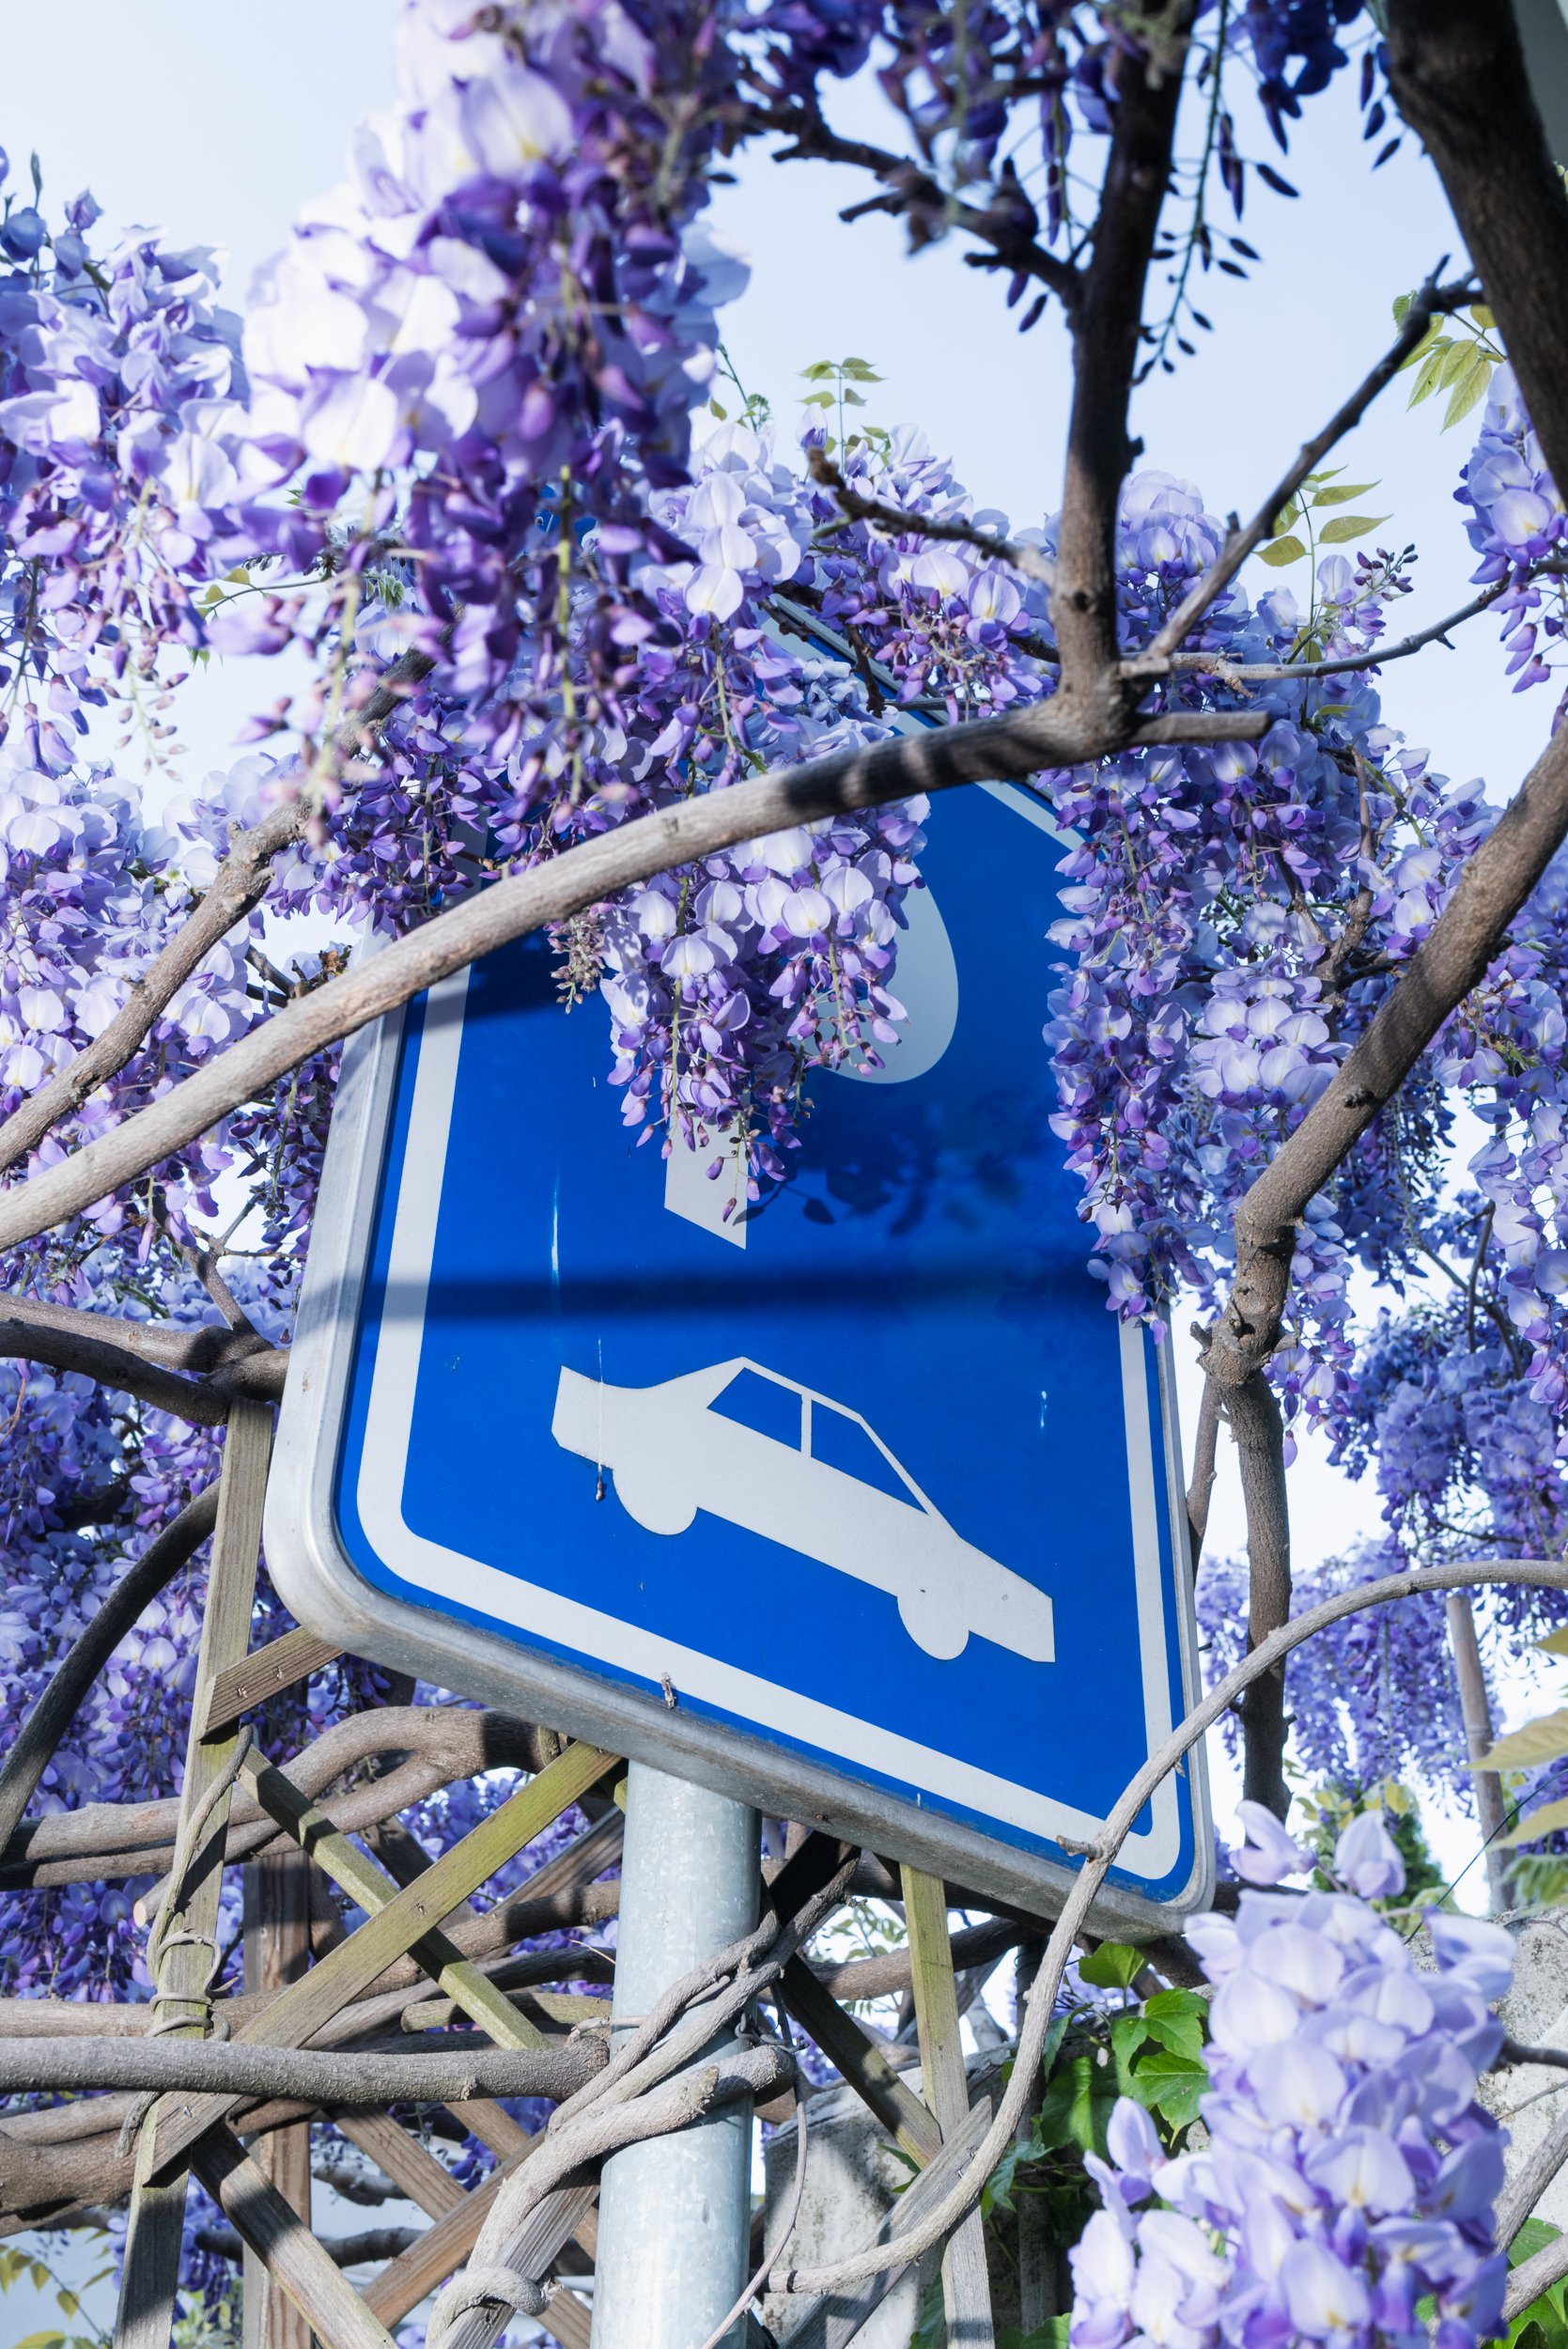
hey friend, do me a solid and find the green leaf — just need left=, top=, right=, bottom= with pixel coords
left=1110, top=2010, right=1151, bottom=2072
left=1258, top=535, right=1308, bottom=567
left=1318, top=514, right=1389, bottom=544
left=1501, top=1794, right=1568, bottom=1849
left=1129, top=2048, right=1209, bottom=2130
left=54, top=2292, right=78, bottom=2320
left=799, top=362, right=835, bottom=381
left=1076, top=1942, right=1146, bottom=1990
left=1141, top=1988, right=1206, bottom=2062
left=1000, top=2325, right=1072, bottom=2349
left=1408, top=337, right=1454, bottom=406
left=13, top=2332, right=69, bottom=2349
left=1540, top=1628, right=1568, bottom=1655
left=842, top=389, right=865, bottom=407
left=911, top=2276, right=946, bottom=2349
left=1399, top=321, right=1436, bottom=376
left=708, top=399, right=728, bottom=421
left=1443, top=350, right=1493, bottom=428
left=1476, top=1709, right=1568, bottom=1773
left=841, top=359, right=882, bottom=381
left=1036, top=2051, right=1117, bottom=2156
left=1271, top=495, right=1302, bottom=534
left=1512, top=2218, right=1560, bottom=2266
left=1435, top=337, right=1477, bottom=391
left=1471, top=303, right=1497, bottom=330
left=1308, top=480, right=1378, bottom=508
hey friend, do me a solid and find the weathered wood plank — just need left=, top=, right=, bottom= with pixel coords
left=201, top=1625, right=346, bottom=1737
left=240, top=1750, right=551, bottom=2052
left=194, top=2125, right=398, bottom=2349
left=243, top=1852, right=313, bottom=2349
left=903, top=1865, right=995, bottom=2349
left=777, top=1953, right=942, bottom=2167
left=149, top=1739, right=617, bottom=2179
left=117, top=1399, right=273, bottom=2349
left=332, top=2108, right=467, bottom=2221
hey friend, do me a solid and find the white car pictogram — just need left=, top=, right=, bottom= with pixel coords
left=551, top=1357, right=1054, bottom=1664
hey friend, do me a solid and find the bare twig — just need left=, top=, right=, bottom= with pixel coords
left=196, top=2220, right=422, bottom=2271
left=1507, top=2226, right=1568, bottom=2322
left=1141, top=575, right=1515, bottom=684
left=0, top=1483, right=220, bottom=1851
left=1131, top=267, right=1479, bottom=670
left=1498, top=2101, right=1568, bottom=2248
left=757, top=107, right=1079, bottom=305
left=809, top=452, right=1056, bottom=591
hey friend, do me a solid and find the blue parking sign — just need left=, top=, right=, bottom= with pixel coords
left=272, top=751, right=1211, bottom=1925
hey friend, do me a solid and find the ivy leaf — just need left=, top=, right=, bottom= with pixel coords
left=1111, top=2010, right=1151, bottom=2072
left=1476, top=1709, right=1568, bottom=1773
left=1318, top=514, right=1389, bottom=544
left=1036, top=2051, right=1118, bottom=2155
left=1141, top=1987, right=1207, bottom=2062
left=1128, top=2048, right=1209, bottom=2130
left=1258, top=535, right=1307, bottom=567
left=1076, top=1942, right=1146, bottom=1990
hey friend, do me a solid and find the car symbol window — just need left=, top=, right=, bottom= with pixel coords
left=807, top=1399, right=920, bottom=1506
left=709, top=1365, right=804, bottom=1449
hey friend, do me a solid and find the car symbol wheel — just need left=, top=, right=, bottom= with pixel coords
left=611, top=1465, right=698, bottom=1538
left=897, top=1585, right=970, bottom=1661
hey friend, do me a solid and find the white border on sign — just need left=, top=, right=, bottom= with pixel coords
left=353, top=785, right=1183, bottom=1874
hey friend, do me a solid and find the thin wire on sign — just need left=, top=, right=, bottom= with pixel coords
left=691, top=2000, right=811, bottom=2349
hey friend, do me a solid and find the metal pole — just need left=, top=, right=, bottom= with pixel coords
left=590, top=1761, right=759, bottom=2349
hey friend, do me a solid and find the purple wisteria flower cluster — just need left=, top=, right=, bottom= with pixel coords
left=1071, top=1806, right=1514, bottom=2349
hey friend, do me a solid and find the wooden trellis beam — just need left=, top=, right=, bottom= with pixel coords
left=201, top=1626, right=346, bottom=1737
left=116, top=1398, right=273, bottom=2349
left=194, top=2126, right=399, bottom=2349
left=148, top=1737, right=616, bottom=2179
left=903, top=1864, right=996, bottom=2349
left=242, top=1851, right=313, bottom=2349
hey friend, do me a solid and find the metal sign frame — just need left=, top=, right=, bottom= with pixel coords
left=269, top=698, right=1212, bottom=1937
